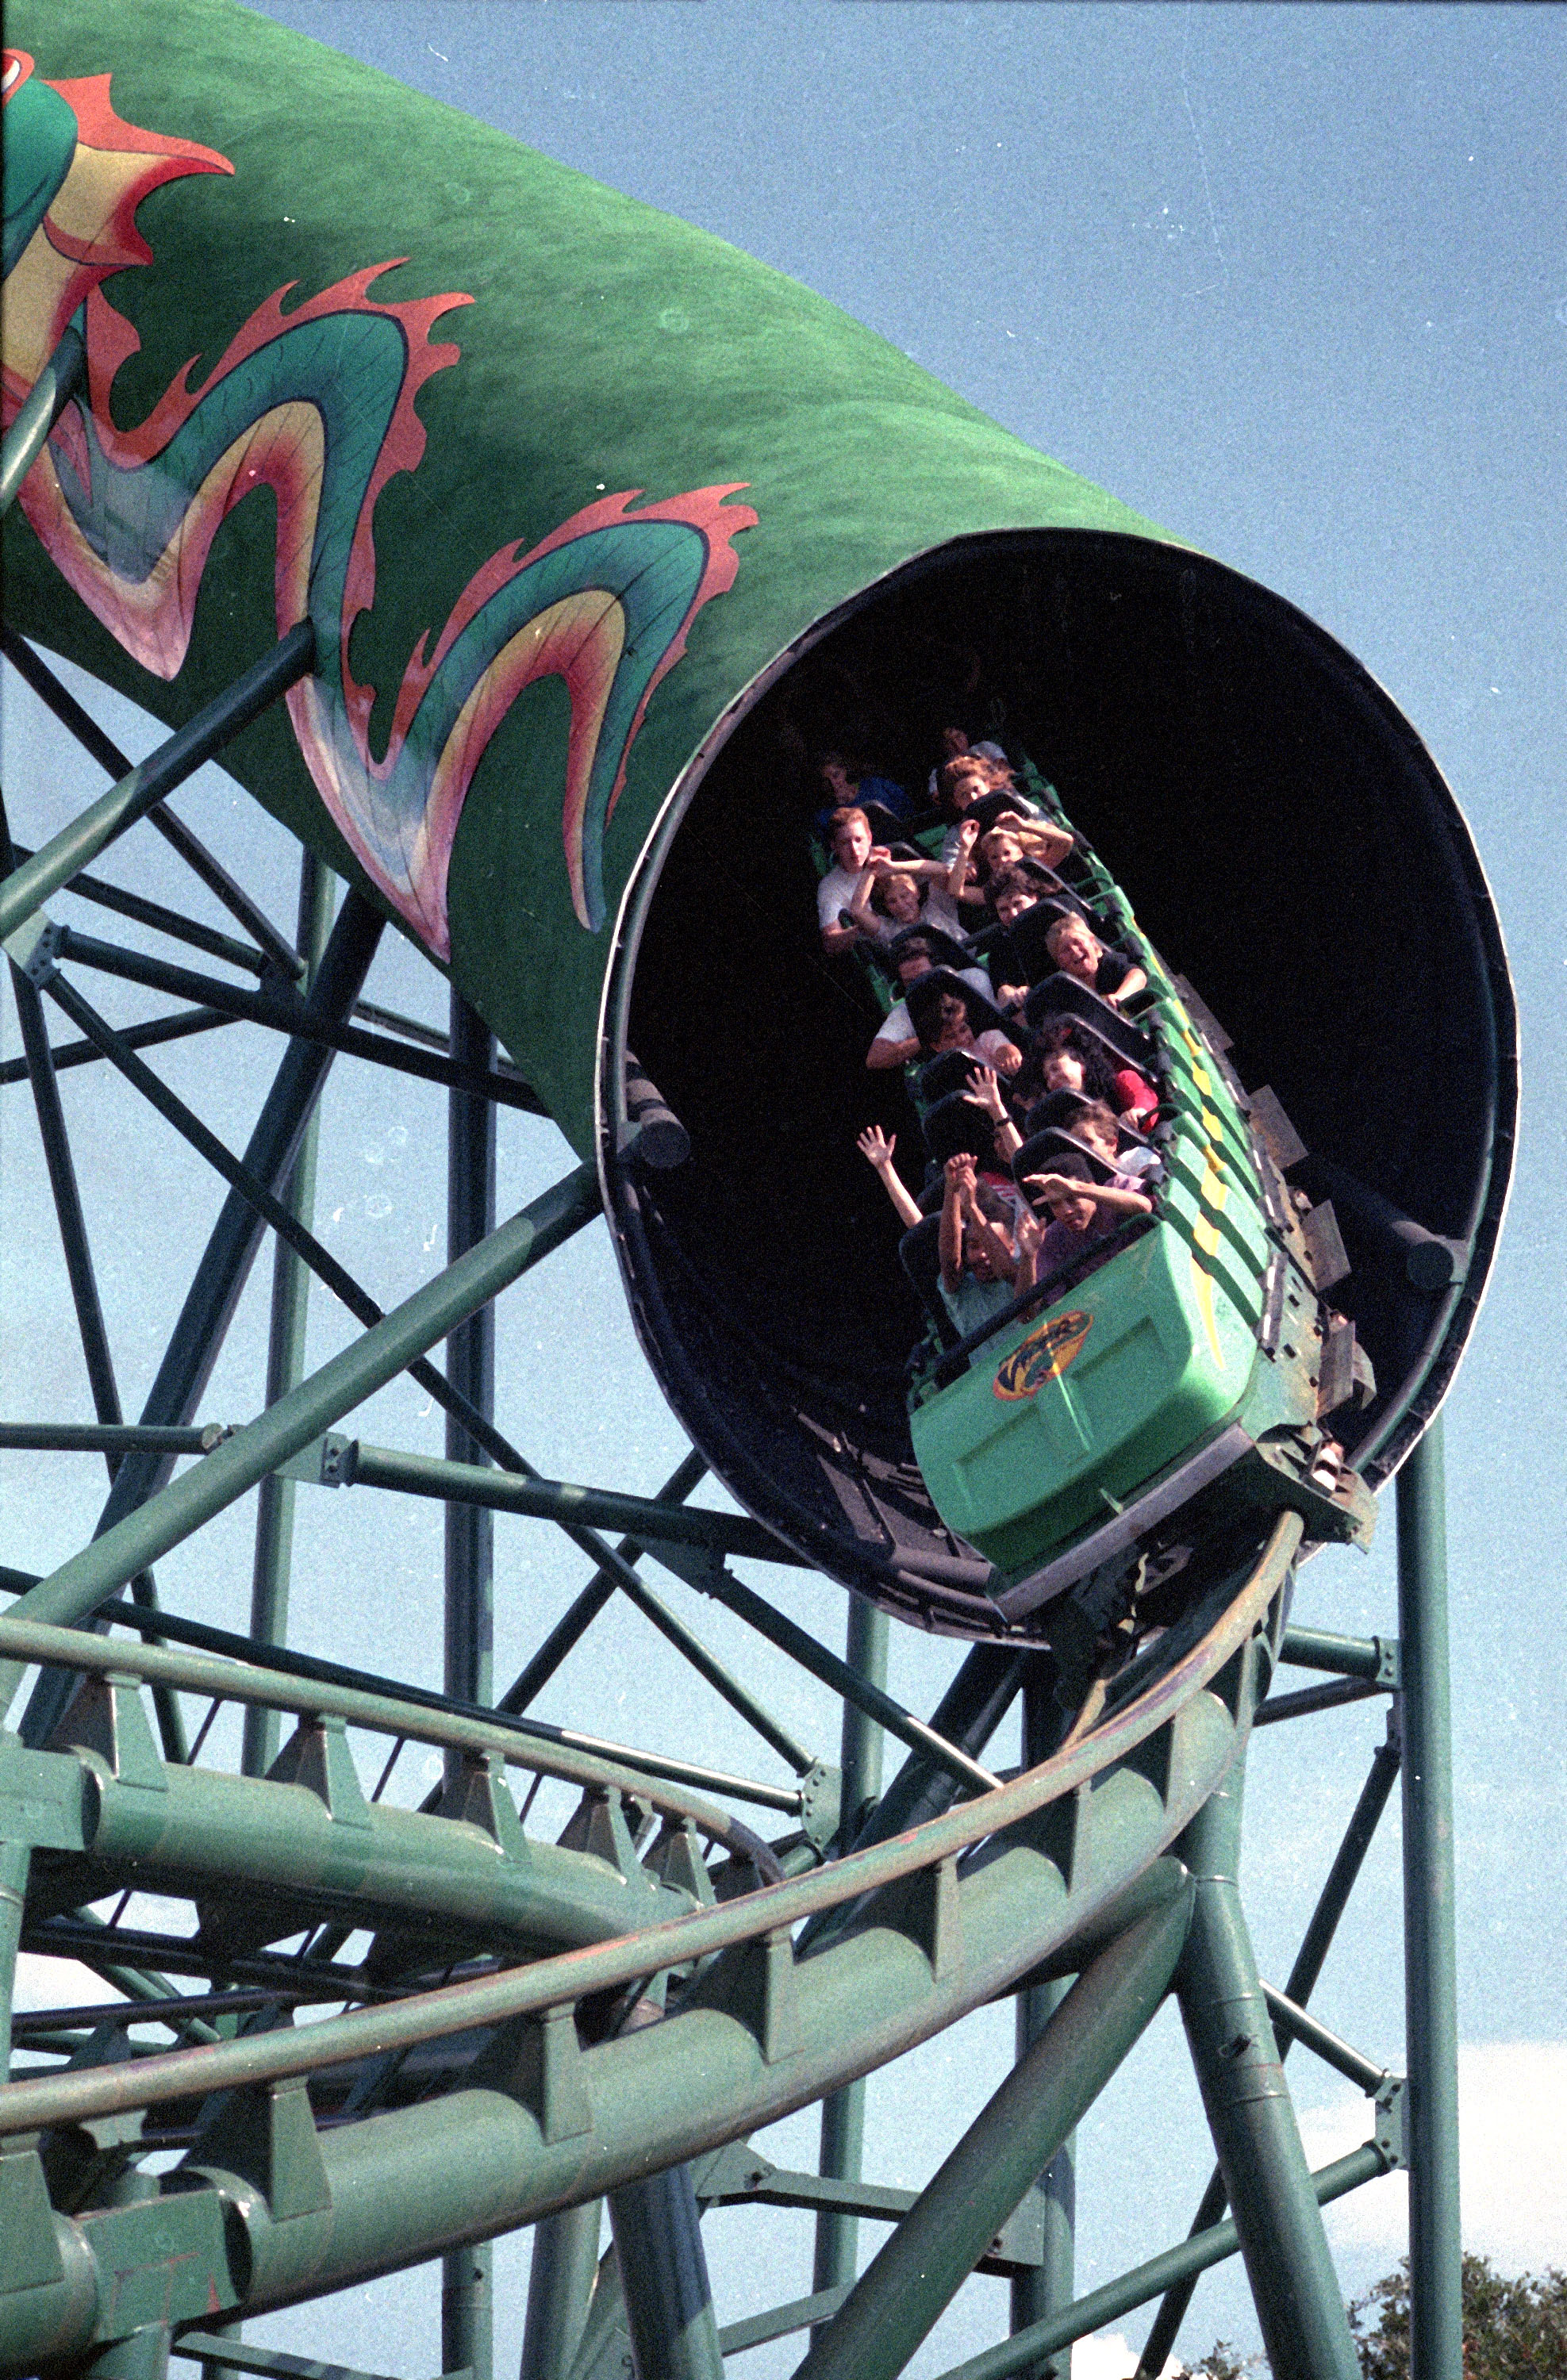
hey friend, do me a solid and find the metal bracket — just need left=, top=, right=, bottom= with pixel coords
left=275, top=1431, right=356, bottom=1488
left=798, top=1760, right=843, bottom=1852
left=2, top=913, right=62, bottom=987
left=1373, top=1636, right=1402, bottom=1689
left=1374, top=2073, right=1408, bottom=2169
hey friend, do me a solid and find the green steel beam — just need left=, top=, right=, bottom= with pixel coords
left=1173, top=1766, right=1359, bottom=2380
left=49, top=925, right=547, bottom=1113
left=1396, top=1422, right=1463, bottom=2380
left=812, top=1595, right=889, bottom=2319
left=790, top=1887, right=1194, bottom=2380
left=1253, top=1678, right=1383, bottom=1729
left=1261, top=1984, right=1393, bottom=2097
left=497, top=1450, right=709, bottom=1715
left=0, top=628, right=305, bottom=978
left=441, top=988, right=497, bottom=2380
left=1008, top=1673, right=1077, bottom=2380
left=0, top=1585, right=805, bottom=1818
left=19, top=885, right=385, bottom=1748
left=1278, top=1627, right=1397, bottom=1683
left=175, top=2337, right=428, bottom=2380
left=338, top=1441, right=801, bottom=1570
left=5, top=883, right=189, bottom=1763
left=244, top=853, right=336, bottom=1777
left=0, top=327, right=83, bottom=515
left=0, top=1425, right=220, bottom=1457
left=933, top=2147, right=1391, bottom=2380
left=668, top=1553, right=1002, bottom=1797
left=608, top=2159, right=724, bottom=2380
left=0, top=622, right=315, bottom=944
left=1135, top=1709, right=1403, bottom=2378
left=0, top=1841, right=29, bottom=2077
left=0, top=1003, right=233, bottom=1088
left=4, top=839, right=271, bottom=975
left=0, top=1622, right=778, bottom=1879
left=518, top=2202, right=601, bottom=2380
left=0, top=1163, right=602, bottom=1712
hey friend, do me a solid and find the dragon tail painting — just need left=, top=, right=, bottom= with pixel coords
left=1, top=48, right=755, bottom=943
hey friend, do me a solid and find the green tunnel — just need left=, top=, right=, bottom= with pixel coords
left=2, top=0, right=1514, bottom=1629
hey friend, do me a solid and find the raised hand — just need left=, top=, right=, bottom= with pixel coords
left=857, top=1126, right=897, bottom=1171
left=963, top=1065, right=1007, bottom=1121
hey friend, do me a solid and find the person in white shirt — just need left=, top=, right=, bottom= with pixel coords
left=866, top=935, right=996, bottom=1070
left=816, top=808, right=888, bottom=955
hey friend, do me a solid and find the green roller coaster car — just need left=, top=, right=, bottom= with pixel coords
left=906, top=824, right=1378, bottom=1618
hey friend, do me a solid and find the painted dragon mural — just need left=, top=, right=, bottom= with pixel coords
left=1, top=49, right=756, bottom=943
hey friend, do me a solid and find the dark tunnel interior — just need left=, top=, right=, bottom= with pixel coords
left=602, top=531, right=1514, bottom=1636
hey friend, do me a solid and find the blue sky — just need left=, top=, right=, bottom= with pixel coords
left=4, top=6, right=1564, bottom=2373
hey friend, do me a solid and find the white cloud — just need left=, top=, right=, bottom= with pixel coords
left=11, top=1952, right=124, bottom=2012
left=1300, top=2040, right=1567, bottom=2274
left=1073, top=2336, right=1180, bottom=2378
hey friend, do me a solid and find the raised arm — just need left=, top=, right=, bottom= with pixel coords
left=856, top=1127, right=923, bottom=1231
left=1012, top=819, right=1075, bottom=869
left=963, top=1064, right=1022, bottom=1161
left=1024, top=1173, right=1154, bottom=1218
left=939, top=1154, right=971, bottom=1292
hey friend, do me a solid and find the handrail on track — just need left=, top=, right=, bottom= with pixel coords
left=0, top=1510, right=1300, bottom=2136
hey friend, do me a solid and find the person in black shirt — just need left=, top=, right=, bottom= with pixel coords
left=1043, top=913, right=1148, bottom=1009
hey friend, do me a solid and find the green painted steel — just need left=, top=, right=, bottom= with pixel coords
left=0, top=1839, right=27, bottom=2075
left=0, top=1161, right=602, bottom=1714
left=1396, top=1423, right=1464, bottom=2380
left=0, top=325, right=80, bottom=513
left=3, top=0, right=1166, bottom=1156
left=518, top=2203, right=601, bottom=2380
left=792, top=1888, right=1193, bottom=2380
left=1135, top=1710, right=1404, bottom=2377
left=0, top=622, right=314, bottom=946
left=811, top=1597, right=890, bottom=2314
left=933, top=2147, right=1391, bottom=2380
left=336, top=1441, right=800, bottom=1568
left=244, top=851, right=336, bottom=1777
left=0, top=1519, right=1295, bottom=2367
left=1173, top=1768, right=1361, bottom=2380
left=0, top=1618, right=778, bottom=1877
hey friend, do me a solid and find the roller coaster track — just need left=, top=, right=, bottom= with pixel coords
left=0, top=1505, right=1313, bottom=2367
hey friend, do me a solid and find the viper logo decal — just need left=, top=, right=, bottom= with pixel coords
left=993, top=1310, right=1093, bottom=1401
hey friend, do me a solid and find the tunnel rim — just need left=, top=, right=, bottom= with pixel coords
left=593, top=524, right=1517, bottom=1626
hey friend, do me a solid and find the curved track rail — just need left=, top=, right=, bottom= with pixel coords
left=0, top=1514, right=1297, bottom=2369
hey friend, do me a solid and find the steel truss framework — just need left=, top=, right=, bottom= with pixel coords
left=0, top=475, right=1462, bottom=2380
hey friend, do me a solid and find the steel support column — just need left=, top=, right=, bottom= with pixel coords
left=791, top=1884, right=1193, bottom=2380
left=1174, top=1767, right=1358, bottom=2380
left=0, top=1841, right=29, bottom=2078
left=520, top=2202, right=602, bottom=2380
left=20, top=885, right=382, bottom=1745
left=441, top=991, right=497, bottom=2380
left=243, top=853, right=336, bottom=1776
left=608, top=2163, right=724, bottom=2380
left=811, top=1594, right=889, bottom=2318
left=1396, top=1421, right=1463, bottom=2380
left=1009, top=1669, right=1075, bottom=2380
left=1135, top=1708, right=1402, bottom=2374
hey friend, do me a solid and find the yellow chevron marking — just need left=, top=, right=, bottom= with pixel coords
left=1190, top=1251, right=1225, bottom=1366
